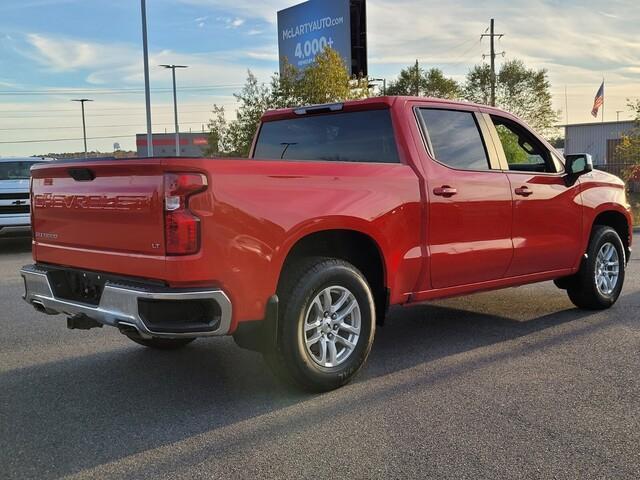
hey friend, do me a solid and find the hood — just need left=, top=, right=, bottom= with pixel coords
left=590, top=168, right=625, bottom=187
left=0, top=179, right=30, bottom=192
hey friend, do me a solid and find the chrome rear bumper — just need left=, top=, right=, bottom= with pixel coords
left=21, top=264, right=232, bottom=339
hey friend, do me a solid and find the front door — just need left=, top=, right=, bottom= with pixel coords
left=485, top=113, right=583, bottom=277
left=417, top=107, right=514, bottom=289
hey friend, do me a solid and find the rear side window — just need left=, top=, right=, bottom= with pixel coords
left=253, top=109, right=400, bottom=163
left=419, top=109, right=490, bottom=170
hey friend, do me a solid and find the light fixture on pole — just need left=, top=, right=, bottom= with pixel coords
left=160, top=64, right=188, bottom=157
left=71, top=99, right=93, bottom=157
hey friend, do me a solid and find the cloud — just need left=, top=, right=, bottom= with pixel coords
left=25, top=33, right=133, bottom=72
left=245, top=47, right=278, bottom=62
left=178, top=0, right=285, bottom=23
left=215, top=16, right=246, bottom=29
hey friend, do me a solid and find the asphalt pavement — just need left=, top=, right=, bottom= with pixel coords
left=0, top=235, right=638, bottom=479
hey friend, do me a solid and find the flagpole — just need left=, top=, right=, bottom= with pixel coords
left=565, top=85, right=569, bottom=125
left=602, top=78, right=605, bottom=123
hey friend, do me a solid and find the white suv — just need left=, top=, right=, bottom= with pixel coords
left=0, top=157, right=54, bottom=236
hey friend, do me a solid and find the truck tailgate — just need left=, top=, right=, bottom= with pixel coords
left=31, top=159, right=167, bottom=277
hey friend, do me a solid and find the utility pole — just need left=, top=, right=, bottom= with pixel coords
left=481, top=19, right=504, bottom=107
left=616, top=110, right=623, bottom=122
left=414, top=59, right=420, bottom=96
left=72, top=99, right=93, bottom=157
left=141, top=0, right=153, bottom=157
left=160, top=64, right=188, bottom=157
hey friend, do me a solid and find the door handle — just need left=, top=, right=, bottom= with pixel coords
left=433, top=186, right=458, bottom=198
left=514, top=186, right=533, bottom=197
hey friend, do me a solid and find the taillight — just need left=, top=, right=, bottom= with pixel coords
left=164, top=173, right=207, bottom=255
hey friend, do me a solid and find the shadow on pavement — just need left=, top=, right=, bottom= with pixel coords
left=1, top=287, right=624, bottom=479
left=0, top=235, right=32, bottom=255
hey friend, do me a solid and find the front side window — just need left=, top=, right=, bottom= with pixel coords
left=419, top=109, right=490, bottom=171
left=253, top=109, right=400, bottom=164
left=0, top=161, right=42, bottom=180
left=491, top=116, right=556, bottom=173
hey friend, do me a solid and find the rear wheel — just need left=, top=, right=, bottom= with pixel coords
left=566, top=226, right=625, bottom=310
left=264, top=258, right=376, bottom=392
left=126, top=335, right=196, bottom=350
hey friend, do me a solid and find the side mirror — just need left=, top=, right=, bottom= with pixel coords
left=564, top=153, right=593, bottom=185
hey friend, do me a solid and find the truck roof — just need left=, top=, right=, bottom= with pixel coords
left=0, top=157, right=55, bottom=163
left=261, top=96, right=511, bottom=122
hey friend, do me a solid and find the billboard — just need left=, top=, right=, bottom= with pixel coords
left=277, top=0, right=367, bottom=77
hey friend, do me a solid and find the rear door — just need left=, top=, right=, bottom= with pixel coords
left=483, top=113, right=583, bottom=276
left=416, top=106, right=514, bottom=289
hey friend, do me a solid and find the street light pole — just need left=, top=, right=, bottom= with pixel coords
left=72, top=99, right=93, bottom=157
left=160, top=64, right=188, bottom=157
left=616, top=111, right=623, bottom=122
left=141, top=0, right=153, bottom=157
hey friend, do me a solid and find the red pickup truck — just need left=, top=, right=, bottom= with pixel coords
left=22, top=97, right=632, bottom=391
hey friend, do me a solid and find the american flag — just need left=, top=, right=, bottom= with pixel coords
left=591, top=81, right=604, bottom=118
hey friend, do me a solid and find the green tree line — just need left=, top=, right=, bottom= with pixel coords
left=205, top=48, right=559, bottom=157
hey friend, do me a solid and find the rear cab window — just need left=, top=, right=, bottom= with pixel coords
left=417, top=108, right=491, bottom=171
left=253, top=109, right=400, bottom=164
left=0, top=161, right=44, bottom=180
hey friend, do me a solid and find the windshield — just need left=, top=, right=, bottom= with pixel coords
left=0, top=161, right=42, bottom=180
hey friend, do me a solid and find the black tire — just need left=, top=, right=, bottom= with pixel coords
left=264, top=257, right=376, bottom=392
left=126, top=335, right=196, bottom=350
left=566, top=226, right=626, bottom=310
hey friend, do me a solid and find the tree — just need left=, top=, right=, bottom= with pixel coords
left=206, top=48, right=368, bottom=157
left=296, top=48, right=354, bottom=105
left=387, top=61, right=460, bottom=99
left=464, top=59, right=558, bottom=135
left=423, top=68, right=461, bottom=99
left=203, top=105, right=230, bottom=157
left=463, top=64, right=492, bottom=106
left=616, top=100, right=640, bottom=170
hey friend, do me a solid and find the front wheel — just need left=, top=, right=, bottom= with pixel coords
left=566, top=226, right=626, bottom=310
left=264, top=258, right=376, bottom=392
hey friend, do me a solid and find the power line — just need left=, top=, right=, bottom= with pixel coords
left=0, top=109, right=224, bottom=119
left=445, top=39, right=482, bottom=66
left=436, top=36, right=479, bottom=58
left=0, top=121, right=210, bottom=131
left=0, top=134, right=137, bottom=145
left=0, top=84, right=244, bottom=96
left=0, top=104, right=235, bottom=114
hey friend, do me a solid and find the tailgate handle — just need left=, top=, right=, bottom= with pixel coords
left=68, top=168, right=96, bottom=182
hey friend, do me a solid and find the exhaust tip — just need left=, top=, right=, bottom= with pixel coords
left=117, top=321, right=142, bottom=337
left=32, top=301, right=47, bottom=314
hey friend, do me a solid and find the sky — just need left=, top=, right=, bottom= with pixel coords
left=0, top=0, right=639, bottom=157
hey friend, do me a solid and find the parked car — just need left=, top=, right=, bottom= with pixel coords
left=21, top=97, right=632, bottom=391
left=0, top=157, right=53, bottom=236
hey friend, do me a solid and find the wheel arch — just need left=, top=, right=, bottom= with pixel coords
left=277, top=228, right=390, bottom=324
left=591, top=208, right=632, bottom=262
